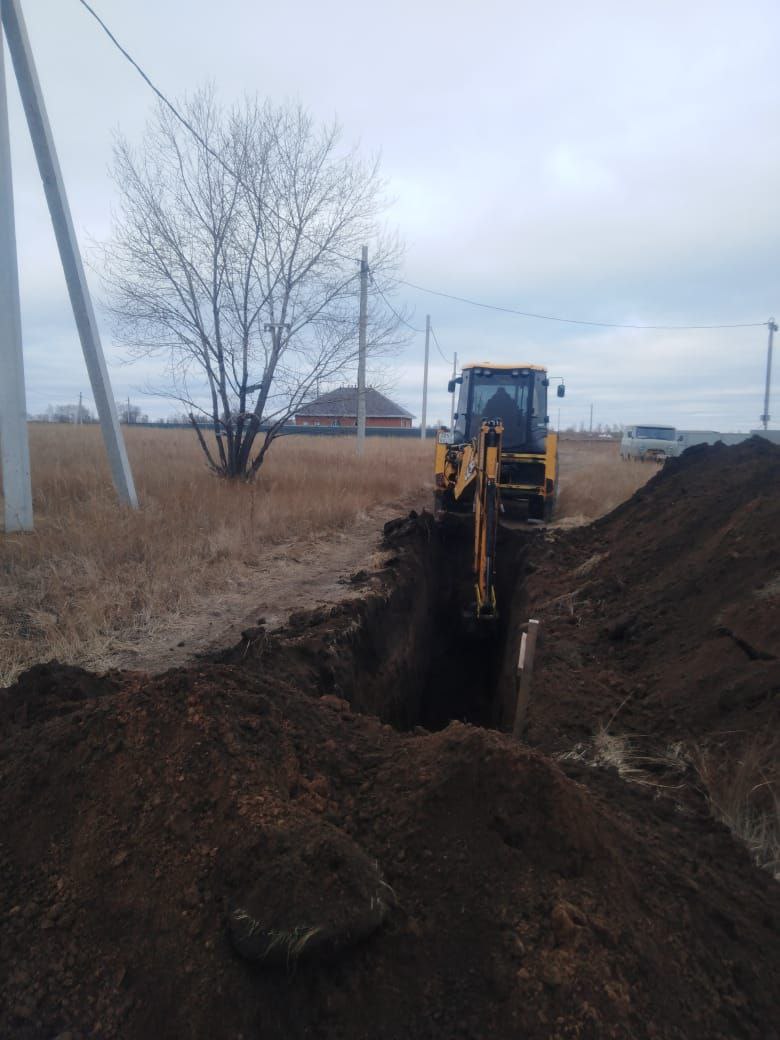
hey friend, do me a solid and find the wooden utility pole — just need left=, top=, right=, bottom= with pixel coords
left=356, top=245, right=368, bottom=455
left=2, top=0, right=138, bottom=514
left=761, top=318, right=777, bottom=430
left=0, top=16, right=32, bottom=531
left=421, top=315, right=430, bottom=439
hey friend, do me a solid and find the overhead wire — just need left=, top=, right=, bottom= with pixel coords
left=367, top=270, right=423, bottom=333
left=76, top=1, right=768, bottom=336
left=398, top=279, right=766, bottom=331
left=75, top=0, right=360, bottom=267
left=429, top=325, right=453, bottom=366
left=369, top=265, right=455, bottom=368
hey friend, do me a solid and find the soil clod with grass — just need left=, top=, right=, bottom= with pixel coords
left=1, top=439, right=780, bottom=1038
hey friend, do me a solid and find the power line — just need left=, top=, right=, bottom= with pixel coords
left=75, top=0, right=359, bottom=267
left=368, top=270, right=423, bottom=333
left=368, top=270, right=453, bottom=367
left=398, top=278, right=766, bottom=331
left=368, top=266, right=454, bottom=367
left=430, top=325, right=453, bottom=365
left=75, top=2, right=767, bottom=336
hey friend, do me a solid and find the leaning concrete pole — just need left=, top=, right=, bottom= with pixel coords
left=0, top=18, right=32, bottom=531
left=2, top=0, right=138, bottom=509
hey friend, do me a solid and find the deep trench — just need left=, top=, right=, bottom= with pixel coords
left=329, top=517, right=531, bottom=733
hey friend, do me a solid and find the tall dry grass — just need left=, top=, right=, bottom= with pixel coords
left=560, top=727, right=780, bottom=879
left=1, top=432, right=653, bottom=685
left=1, top=426, right=433, bottom=686
left=556, top=439, right=654, bottom=520
left=692, top=739, right=780, bottom=879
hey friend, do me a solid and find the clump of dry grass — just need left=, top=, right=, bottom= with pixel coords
left=558, top=724, right=687, bottom=790
left=560, top=725, right=780, bottom=879
left=0, top=426, right=433, bottom=686
left=691, top=739, right=780, bottom=879
left=556, top=439, right=654, bottom=520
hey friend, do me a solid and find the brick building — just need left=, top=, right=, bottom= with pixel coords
left=294, top=387, right=413, bottom=429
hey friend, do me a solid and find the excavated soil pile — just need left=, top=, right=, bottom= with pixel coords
left=524, top=436, right=780, bottom=756
left=0, top=500, right=779, bottom=1038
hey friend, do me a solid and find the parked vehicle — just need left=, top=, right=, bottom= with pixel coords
left=620, top=425, right=682, bottom=462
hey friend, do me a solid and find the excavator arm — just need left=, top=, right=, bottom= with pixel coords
left=446, top=419, right=503, bottom=618
left=471, top=420, right=503, bottom=617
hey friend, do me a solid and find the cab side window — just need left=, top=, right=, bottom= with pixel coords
left=454, top=371, right=471, bottom=441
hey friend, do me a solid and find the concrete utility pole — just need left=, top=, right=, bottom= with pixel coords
left=589, top=403, right=593, bottom=434
left=760, top=317, right=777, bottom=430
left=0, top=18, right=32, bottom=531
left=77, top=391, right=82, bottom=424
left=421, top=315, right=430, bottom=440
left=356, top=245, right=368, bottom=455
left=2, top=0, right=138, bottom=511
left=449, top=351, right=458, bottom=430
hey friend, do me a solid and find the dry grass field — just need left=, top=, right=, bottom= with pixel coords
left=0, top=429, right=653, bottom=686
left=556, top=437, right=655, bottom=520
left=0, top=426, right=432, bottom=686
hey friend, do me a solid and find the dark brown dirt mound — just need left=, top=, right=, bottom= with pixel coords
left=2, top=496, right=780, bottom=1038
left=527, top=436, right=780, bottom=752
left=1, top=606, right=779, bottom=1036
left=0, top=661, right=120, bottom=732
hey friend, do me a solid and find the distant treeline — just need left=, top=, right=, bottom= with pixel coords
left=29, top=417, right=621, bottom=440
left=28, top=419, right=440, bottom=439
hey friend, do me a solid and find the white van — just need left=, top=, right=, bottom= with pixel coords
left=620, top=425, right=682, bottom=462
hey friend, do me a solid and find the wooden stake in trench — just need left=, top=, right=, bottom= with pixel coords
left=512, top=619, right=540, bottom=739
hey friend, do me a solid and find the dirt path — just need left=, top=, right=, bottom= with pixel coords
left=106, top=493, right=426, bottom=675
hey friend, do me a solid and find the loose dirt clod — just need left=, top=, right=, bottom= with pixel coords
left=227, top=821, right=390, bottom=965
left=1, top=439, right=779, bottom=1038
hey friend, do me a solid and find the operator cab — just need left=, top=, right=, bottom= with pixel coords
left=450, top=363, right=558, bottom=453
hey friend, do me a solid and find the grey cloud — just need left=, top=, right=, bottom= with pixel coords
left=4, top=0, right=778, bottom=433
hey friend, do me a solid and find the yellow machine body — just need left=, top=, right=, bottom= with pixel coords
left=434, top=362, right=559, bottom=523
left=433, top=362, right=562, bottom=619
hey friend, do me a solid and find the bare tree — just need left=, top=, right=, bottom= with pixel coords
left=117, top=401, right=146, bottom=425
left=43, top=402, right=95, bottom=424
left=101, top=90, right=406, bottom=478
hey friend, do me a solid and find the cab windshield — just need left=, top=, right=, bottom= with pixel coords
left=470, top=372, right=531, bottom=450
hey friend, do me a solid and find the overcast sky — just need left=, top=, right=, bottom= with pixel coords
left=5, top=0, right=780, bottom=430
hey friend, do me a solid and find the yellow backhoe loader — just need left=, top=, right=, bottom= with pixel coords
left=434, top=362, right=564, bottom=618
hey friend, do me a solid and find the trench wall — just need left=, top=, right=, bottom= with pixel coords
left=326, top=517, right=530, bottom=733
